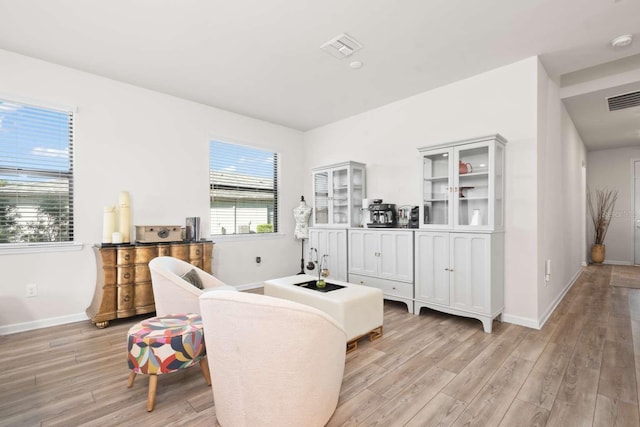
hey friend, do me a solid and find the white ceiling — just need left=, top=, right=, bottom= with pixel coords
left=0, top=0, right=639, bottom=149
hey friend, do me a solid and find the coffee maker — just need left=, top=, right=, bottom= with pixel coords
left=368, top=199, right=397, bottom=228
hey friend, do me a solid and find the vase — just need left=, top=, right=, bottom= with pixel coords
left=591, top=244, right=605, bottom=264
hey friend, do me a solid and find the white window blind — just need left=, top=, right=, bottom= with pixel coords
left=209, top=140, right=278, bottom=235
left=0, top=99, right=74, bottom=243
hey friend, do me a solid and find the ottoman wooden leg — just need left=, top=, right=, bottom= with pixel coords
left=200, top=357, right=212, bottom=386
left=127, top=372, right=136, bottom=388
left=369, top=326, right=383, bottom=341
left=147, top=375, right=158, bottom=412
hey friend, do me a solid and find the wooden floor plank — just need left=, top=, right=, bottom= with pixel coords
left=499, top=398, right=550, bottom=427
left=517, top=342, right=574, bottom=410
left=593, top=394, right=640, bottom=427
left=452, top=355, right=535, bottom=426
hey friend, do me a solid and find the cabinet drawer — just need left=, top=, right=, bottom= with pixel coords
left=348, top=273, right=413, bottom=299
left=158, top=245, right=171, bottom=257
left=135, top=246, right=158, bottom=264
left=170, top=244, right=189, bottom=261
left=117, top=248, right=134, bottom=265
left=117, top=266, right=134, bottom=284
left=189, top=243, right=203, bottom=259
left=116, top=284, right=135, bottom=317
left=134, top=264, right=151, bottom=282
left=134, top=282, right=155, bottom=310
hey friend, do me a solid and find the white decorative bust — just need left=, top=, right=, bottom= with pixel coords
left=293, top=196, right=312, bottom=239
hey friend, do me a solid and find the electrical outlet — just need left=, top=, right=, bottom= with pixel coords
left=26, top=283, right=37, bottom=297
left=256, top=256, right=261, bottom=264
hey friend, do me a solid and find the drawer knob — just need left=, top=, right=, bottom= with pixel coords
left=124, top=254, right=130, bottom=261
left=124, top=295, right=131, bottom=302
left=124, top=272, right=131, bottom=279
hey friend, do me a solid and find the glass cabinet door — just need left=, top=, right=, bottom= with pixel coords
left=312, top=161, right=366, bottom=227
left=350, top=166, right=365, bottom=226
left=454, top=143, right=490, bottom=228
left=313, top=171, right=329, bottom=225
left=331, top=168, right=348, bottom=225
left=419, top=134, right=505, bottom=231
left=494, top=143, right=504, bottom=230
left=422, top=148, right=452, bottom=227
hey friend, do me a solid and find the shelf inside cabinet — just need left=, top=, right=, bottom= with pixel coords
left=424, top=175, right=449, bottom=181
left=458, top=171, right=488, bottom=178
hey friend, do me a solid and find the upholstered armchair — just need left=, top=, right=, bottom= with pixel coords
left=199, top=290, right=347, bottom=427
left=149, top=256, right=236, bottom=316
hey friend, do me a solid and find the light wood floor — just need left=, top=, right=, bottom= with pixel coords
left=1, top=265, right=639, bottom=426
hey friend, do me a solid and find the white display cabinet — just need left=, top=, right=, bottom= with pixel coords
left=312, top=161, right=366, bottom=228
left=419, top=134, right=506, bottom=231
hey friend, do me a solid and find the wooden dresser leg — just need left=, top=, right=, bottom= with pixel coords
left=127, top=372, right=136, bottom=388
left=200, top=357, right=212, bottom=386
left=147, top=375, right=158, bottom=412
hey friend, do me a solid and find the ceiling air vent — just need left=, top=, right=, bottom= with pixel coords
left=320, top=33, right=363, bottom=59
left=607, top=90, right=640, bottom=111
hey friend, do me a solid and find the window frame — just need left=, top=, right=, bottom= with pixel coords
left=0, top=94, right=77, bottom=251
left=208, top=138, right=281, bottom=239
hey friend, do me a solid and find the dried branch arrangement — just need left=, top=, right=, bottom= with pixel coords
left=587, top=187, right=618, bottom=245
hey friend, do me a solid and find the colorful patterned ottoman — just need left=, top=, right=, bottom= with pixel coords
left=126, top=313, right=211, bottom=411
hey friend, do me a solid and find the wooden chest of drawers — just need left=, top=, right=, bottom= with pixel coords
left=86, top=241, right=214, bottom=328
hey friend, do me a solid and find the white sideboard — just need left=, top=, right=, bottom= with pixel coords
left=413, top=231, right=504, bottom=332
left=308, top=228, right=348, bottom=281
left=347, top=229, right=414, bottom=313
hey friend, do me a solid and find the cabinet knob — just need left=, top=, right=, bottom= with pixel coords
left=124, top=272, right=131, bottom=279
left=124, top=254, right=130, bottom=261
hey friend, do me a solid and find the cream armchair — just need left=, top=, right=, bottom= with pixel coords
left=149, top=256, right=236, bottom=316
left=199, top=290, right=347, bottom=427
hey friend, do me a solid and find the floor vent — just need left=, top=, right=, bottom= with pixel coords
left=607, top=90, right=640, bottom=111
left=320, top=33, right=363, bottom=59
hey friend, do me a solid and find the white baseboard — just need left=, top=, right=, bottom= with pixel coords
left=602, top=260, right=633, bottom=266
left=537, top=268, right=582, bottom=329
left=0, top=312, right=89, bottom=336
left=501, top=313, right=540, bottom=329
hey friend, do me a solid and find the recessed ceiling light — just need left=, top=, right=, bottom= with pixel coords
left=611, top=34, right=633, bottom=48
left=349, top=61, right=363, bottom=69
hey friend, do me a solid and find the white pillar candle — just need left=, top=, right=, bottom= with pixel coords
left=118, top=191, right=131, bottom=243
left=112, top=231, right=123, bottom=244
left=102, top=205, right=115, bottom=243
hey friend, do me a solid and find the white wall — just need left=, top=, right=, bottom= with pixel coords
left=536, top=62, right=587, bottom=325
left=587, top=147, right=640, bottom=265
left=304, top=57, right=541, bottom=324
left=0, top=49, right=304, bottom=332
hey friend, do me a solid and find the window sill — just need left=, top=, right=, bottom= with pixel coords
left=0, top=242, right=84, bottom=256
left=211, top=233, right=287, bottom=243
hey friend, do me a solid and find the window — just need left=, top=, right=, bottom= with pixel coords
left=209, top=140, right=278, bottom=235
left=0, top=99, right=74, bottom=244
